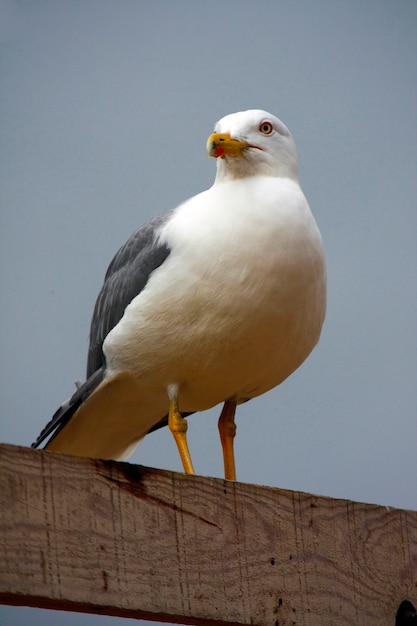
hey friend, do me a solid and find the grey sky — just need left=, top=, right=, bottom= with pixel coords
left=1, top=1, right=416, bottom=624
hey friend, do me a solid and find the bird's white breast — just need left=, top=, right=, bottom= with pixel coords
left=103, top=175, right=326, bottom=411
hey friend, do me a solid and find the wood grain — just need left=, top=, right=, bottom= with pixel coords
left=0, top=443, right=416, bottom=625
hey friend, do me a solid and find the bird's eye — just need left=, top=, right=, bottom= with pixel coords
left=259, top=121, right=273, bottom=135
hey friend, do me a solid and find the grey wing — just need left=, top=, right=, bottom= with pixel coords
left=87, top=210, right=173, bottom=377
left=32, top=211, right=173, bottom=449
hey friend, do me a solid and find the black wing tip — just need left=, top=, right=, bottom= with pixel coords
left=31, top=399, right=73, bottom=449
left=31, top=367, right=106, bottom=449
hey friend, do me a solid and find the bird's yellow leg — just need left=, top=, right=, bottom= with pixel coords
left=168, top=396, right=195, bottom=475
left=218, top=400, right=237, bottom=481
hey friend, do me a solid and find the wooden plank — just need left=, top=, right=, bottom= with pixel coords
left=0, top=443, right=416, bottom=625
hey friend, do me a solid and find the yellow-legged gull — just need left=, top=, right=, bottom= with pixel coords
left=32, top=109, right=326, bottom=480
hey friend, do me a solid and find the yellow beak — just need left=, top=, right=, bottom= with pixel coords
left=206, top=132, right=249, bottom=158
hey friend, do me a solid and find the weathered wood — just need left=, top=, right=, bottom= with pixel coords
left=0, top=443, right=416, bottom=625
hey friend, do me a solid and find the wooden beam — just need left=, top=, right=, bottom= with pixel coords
left=0, top=443, right=416, bottom=625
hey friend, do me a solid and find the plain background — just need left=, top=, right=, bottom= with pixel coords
left=1, top=1, right=416, bottom=624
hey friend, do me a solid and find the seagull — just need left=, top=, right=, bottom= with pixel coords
left=32, top=109, right=326, bottom=480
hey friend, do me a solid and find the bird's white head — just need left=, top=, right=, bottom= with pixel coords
left=207, top=109, right=299, bottom=183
